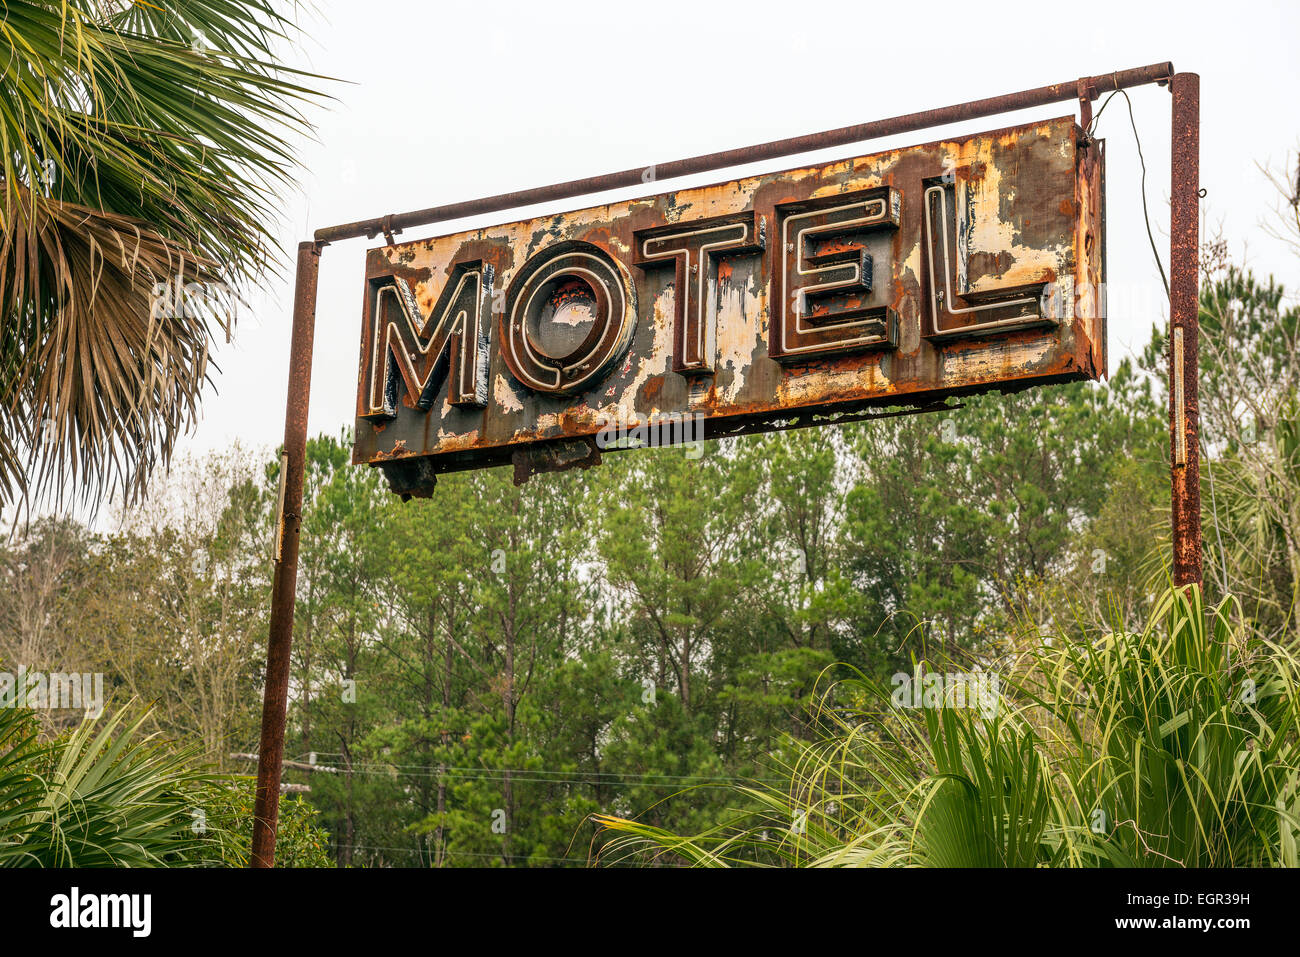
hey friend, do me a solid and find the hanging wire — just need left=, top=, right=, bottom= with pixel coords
left=1089, top=89, right=1171, bottom=298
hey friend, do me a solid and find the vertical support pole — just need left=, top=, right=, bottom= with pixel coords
left=1169, top=73, right=1202, bottom=588
left=251, top=240, right=322, bottom=867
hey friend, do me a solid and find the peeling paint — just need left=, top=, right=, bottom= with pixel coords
left=352, top=117, right=1104, bottom=491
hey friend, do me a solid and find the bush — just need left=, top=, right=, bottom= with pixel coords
left=0, top=702, right=331, bottom=867
left=596, top=586, right=1300, bottom=867
left=192, top=777, right=332, bottom=868
left=0, top=703, right=230, bottom=866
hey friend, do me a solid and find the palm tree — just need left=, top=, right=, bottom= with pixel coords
left=0, top=0, right=324, bottom=509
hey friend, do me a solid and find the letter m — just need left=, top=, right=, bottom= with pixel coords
left=359, top=259, right=495, bottom=420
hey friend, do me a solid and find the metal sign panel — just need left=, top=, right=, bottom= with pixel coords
left=353, top=116, right=1104, bottom=495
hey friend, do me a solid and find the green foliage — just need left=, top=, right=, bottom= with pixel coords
left=0, top=703, right=234, bottom=867
left=189, top=777, right=332, bottom=869
left=840, top=369, right=1164, bottom=674
left=0, top=339, right=1178, bottom=866
left=0, top=697, right=330, bottom=868
left=1178, top=265, right=1300, bottom=640
left=597, top=585, right=1300, bottom=867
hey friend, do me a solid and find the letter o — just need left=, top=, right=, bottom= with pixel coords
left=501, top=241, right=637, bottom=395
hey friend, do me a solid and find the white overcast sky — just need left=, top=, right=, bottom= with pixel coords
left=172, top=0, right=1300, bottom=471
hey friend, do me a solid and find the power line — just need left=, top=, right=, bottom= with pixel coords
left=288, top=756, right=789, bottom=786
left=287, top=767, right=775, bottom=788
left=325, top=842, right=682, bottom=867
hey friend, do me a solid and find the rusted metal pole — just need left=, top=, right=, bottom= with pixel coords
left=1169, top=73, right=1202, bottom=587
left=314, top=62, right=1173, bottom=244
left=251, top=240, right=322, bottom=867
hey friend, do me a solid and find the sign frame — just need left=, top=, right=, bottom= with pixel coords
left=249, top=64, right=1201, bottom=867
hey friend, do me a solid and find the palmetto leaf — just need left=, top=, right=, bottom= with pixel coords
left=595, top=586, right=1300, bottom=867
left=2, top=185, right=221, bottom=505
left=0, top=701, right=239, bottom=867
left=0, top=0, right=328, bottom=507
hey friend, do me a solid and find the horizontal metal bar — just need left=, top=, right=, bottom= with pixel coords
left=314, top=61, right=1173, bottom=244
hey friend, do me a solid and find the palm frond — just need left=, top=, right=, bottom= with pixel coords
left=595, top=586, right=1300, bottom=868
left=0, top=700, right=239, bottom=867
left=0, top=0, right=329, bottom=507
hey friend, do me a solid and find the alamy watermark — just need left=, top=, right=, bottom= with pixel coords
left=890, top=666, right=1000, bottom=719
left=50, top=887, right=150, bottom=938
left=149, top=275, right=242, bottom=334
left=0, top=667, right=104, bottom=716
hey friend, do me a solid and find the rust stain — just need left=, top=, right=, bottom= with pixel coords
left=967, top=250, right=1015, bottom=281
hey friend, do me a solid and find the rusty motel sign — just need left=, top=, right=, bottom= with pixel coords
left=352, top=116, right=1104, bottom=496
left=252, top=63, right=1201, bottom=866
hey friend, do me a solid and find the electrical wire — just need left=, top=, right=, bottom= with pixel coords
left=295, top=754, right=790, bottom=785
left=324, top=842, right=682, bottom=866
left=1089, top=88, right=1170, bottom=298
left=284, top=765, right=788, bottom=788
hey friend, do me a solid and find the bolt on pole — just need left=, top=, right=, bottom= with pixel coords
left=1169, top=73, right=1202, bottom=588
left=251, top=240, right=321, bottom=867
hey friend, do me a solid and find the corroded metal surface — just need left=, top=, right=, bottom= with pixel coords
left=253, top=240, right=320, bottom=867
left=353, top=117, right=1105, bottom=493
left=1169, top=73, right=1202, bottom=587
